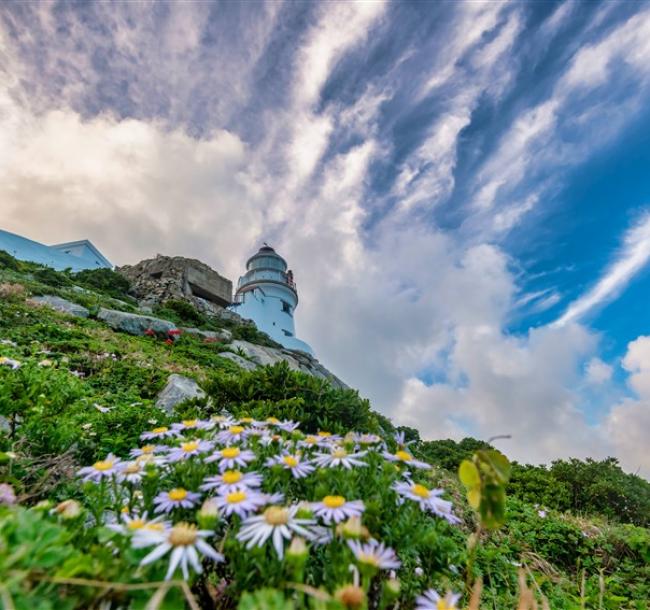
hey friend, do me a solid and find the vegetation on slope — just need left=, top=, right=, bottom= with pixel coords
left=0, top=251, right=648, bottom=610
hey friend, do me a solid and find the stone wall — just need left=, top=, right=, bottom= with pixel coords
left=117, top=255, right=233, bottom=315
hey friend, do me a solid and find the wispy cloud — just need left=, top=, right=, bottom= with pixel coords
left=555, top=212, right=650, bottom=326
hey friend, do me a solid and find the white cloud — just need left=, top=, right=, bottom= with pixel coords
left=585, top=358, right=613, bottom=385
left=555, top=212, right=650, bottom=326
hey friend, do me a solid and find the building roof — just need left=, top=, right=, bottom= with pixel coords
left=0, top=229, right=112, bottom=272
left=51, top=239, right=113, bottom=268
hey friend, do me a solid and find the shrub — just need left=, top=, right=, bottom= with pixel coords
left=72, top=268, right=132, bottom=300
left=32, top=266, right=74, bottom=289
left=0, top=282, right=27, bottom=302
left=162, top=298, right=204, bottom=325
left=0, top=249, right=21, bottom=270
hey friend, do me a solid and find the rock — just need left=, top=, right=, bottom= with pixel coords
left=29, top=295, right=90, bottom=318
left=97, top=308, right=177, bottom=336
left=218, top=351, right=259, bottom=371
left=155, top=374, right=206, bottom=414
left=181, top=327, right=233, bottom=342
left=225, top=339, right=347, bottom=388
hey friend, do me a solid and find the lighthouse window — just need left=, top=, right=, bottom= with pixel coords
left=281, top=300, right=293, bottom=316
left=282, top=329, right=293, bottom=337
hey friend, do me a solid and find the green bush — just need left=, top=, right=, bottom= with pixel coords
left=0, top=249, right=21, bottom=271
left=72, top=268, right=132, bottom=300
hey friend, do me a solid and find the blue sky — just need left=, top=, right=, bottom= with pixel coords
left=2, top=1, right=650, bottom=474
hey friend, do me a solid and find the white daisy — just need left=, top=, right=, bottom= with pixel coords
left=140, top=426, right=179, bottom=441
left=153, top=488, right=201, bottom=513
left=383, top=450, right=430, bottom=470
left=172, top=418, right=214, bottom=433
left=393, top=430, right=415, bottom=449
left=200, top=470, right=263, bottom=494
left=348, top=539, right=401, bottom=570
left=259, top=433, right=285, bottom=447
left=276, top=420, right=300, bottom=433
left=266, top=453, right=315, bottom=479
left=415, top=589, right=461, bottom=610
left=133, top=521, right=224, bottom=580
left=118, top=461, right=146, bottom=484
left=312, top=495, right=365, bottom=524
left=393, top=481, right=460, bottom=524
left=206, top=446, right=256, bottom=471
left=211, top=414, right=238, bottom=428
left=313, top=447, right=367, bottom=469
left=216, top=425, right=250, bottom=444
left=237, top=505, right=316, bottom=558
left=166, top=439, right=214, bottom=462
left=0, top=356, right=21, bottom=370
left=108, top=511, right=168, bottom=535
left=130, top=444, right=166, bottom=458
left=77, top=454, right=121, bottom=482
left=214, top=489, right=266, bottom=518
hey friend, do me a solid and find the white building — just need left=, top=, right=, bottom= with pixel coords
left=231, top=245, right=314, bottom=355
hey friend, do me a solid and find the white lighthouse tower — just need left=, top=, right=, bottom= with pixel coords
left=231, top=245, right=314, bottom=355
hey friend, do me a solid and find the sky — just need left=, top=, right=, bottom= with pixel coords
left=2, top=0, right=650, bottom=476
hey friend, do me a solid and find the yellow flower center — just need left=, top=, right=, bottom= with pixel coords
left=127, top=519, right=145, bottom=530
left=412, top=484, right=430, bottom=499
left=318, top=431, right=331, bottom=437
left=181, top=441, right=199, bottom=453
left=305, top=435, right=318, bottom=444
left=283, top=455, right=299, bottom=468
left=240, top=417, right=254, bottom=423
left=222, top=470, right=242, bottom=484
left=141, top=445, right=155, bottom=453
left=226, top=490, right=247, bottom=504
left=136, top=454, right=154, bottom=465
left=145, top=522, right=165, bottom=532
left=123, top=463, right=141, bottom=474
left=168, top=488, right=188, bottom=501
left=332, top=448, right=348, bottom=458
left=182, top=419, right=198, bottom=428
left=120, top=506, right=129, bottom=514
left=221, top=447, right=240, bottom=458
left=93, top=460, right=114, bottom=471
left=266, top=417, right=280, bottom=424
left=358, top=552, right=380, bottom=567
left=437, top=601, right=453, bottom=610
left=323, top=495, right=346, bottom=508
left=395, top=450, right=413, bottom=462
left=168, top=522, right=198, bottom=546
left=228, top=425, right=245, bottom=434
left=264, top=506, right=289, bottom=525
left=152, top=427, right=168, bottom=434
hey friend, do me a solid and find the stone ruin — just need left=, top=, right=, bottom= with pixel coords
left=117, top=255, right=233, bottom=317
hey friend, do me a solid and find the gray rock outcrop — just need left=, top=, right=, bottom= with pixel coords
left=97, top=308, right=177, bottom=336
left=218, top=351, right=259, bottom=371
left=181, top=327, right=233, bottom=342
left=30, top=296, right=90, bottom=318
left=155, top=374, right=206, bottom=414
left=224, top=339, right=347, bottom=389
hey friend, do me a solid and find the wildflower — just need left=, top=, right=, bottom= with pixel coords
left=53, top=499, right=82, bottom=519
left=213, top=489, right=266, bottom=518
left=394, top=430, right=415, bottom=449
left=94, top=403, right=112, bottom=413
left=200, top=470, right=263, bottom=494
left=266, top=453, right=315, bottom=479
left=383, top=450, right=430, bottom=470
left=216, top=425, right=250, bottom=444
left=133, top=521, right=224, bottom=580
left=143, top=328, right=156, bottom=336
left=313, top=447, right=367, bottom=469
left=38, top=359, right=53, bottom=367
left=211, top=414, right=238, bottom=428
left=415, top=589, right=460, bottom=610
left=172, top=419, right=214, bottom=433
left=237, top=505, right=317, bottom=558
left=0, top=356, right=21, bottom=369
left=168, top=329, right=182, bottom=337
left=206, top=446, right=256, bottom=471
left=118, top=461, right=145, bottom=484
left=348, top=539, right=401, bottom=570
left=393, top=481, right=460, bottom=524
left=335, top=516, right=370, bottom=540
left=312, top=495, right=365, bottom=524
left=353, top=433, right=383, bottom=447
left=197, top=498, right=220, bottom=529
left=108, top=512, right=168, bottom=535
left=77, top=454, right=121, bottom=482
left=141, top=426, right=179, bottom=441
left=0, top=483, right=16, bottom=505
left=538, top=509, right=547, bottom=518
left=276, top=419, right=300, bottom=433
left=153, top=488, right=201, bottom=514
left=286, top=536, right=308, bottom=559
left=166, top=439, right=214, bottom=462
left=130, top=444, right=166, bottom=458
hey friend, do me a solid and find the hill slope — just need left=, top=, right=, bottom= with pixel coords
left=0, top=254, right=648, bottom=610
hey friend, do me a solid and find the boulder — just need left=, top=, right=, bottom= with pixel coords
left=155, top=374, right=206, bottom=414
left=218, top=351, right=259, bottom=371
left=228, top=339, right=302, bottom=370
left=97, top=308, right=177, bottom=336
left=181, top=327, right=233, bottom=342
left=29, top=295, right=90, bottom=318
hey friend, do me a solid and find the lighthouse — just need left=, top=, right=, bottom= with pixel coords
left=231, top=245, right=314, bottom=355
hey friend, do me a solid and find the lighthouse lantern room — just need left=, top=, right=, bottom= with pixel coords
left=231, top=245, right=314, bottom=355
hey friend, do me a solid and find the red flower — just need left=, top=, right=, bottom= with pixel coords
left=168, top=329, right=182, bottom=336
left=164, top=339, right=173, bottom=345
left=144, top=328, right=156, bottom=336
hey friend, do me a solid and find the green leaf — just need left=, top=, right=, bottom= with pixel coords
left=459, top=460, right=480, bottom=489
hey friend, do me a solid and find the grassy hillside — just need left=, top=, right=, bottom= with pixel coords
left=0, top=253, right=648, bottom=610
